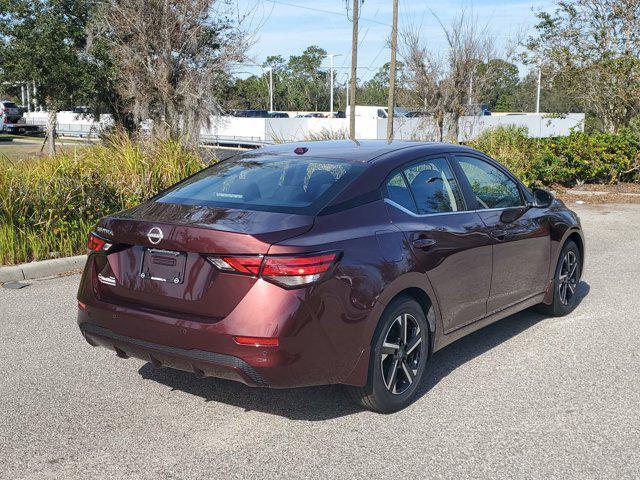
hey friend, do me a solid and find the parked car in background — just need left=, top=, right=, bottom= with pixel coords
left=73, top=106, right=93, bottom=115
left=296, top=112, right=326, bottom=118
left=268, top=112, right=289, bottom=118
left=78, top=140, right=584, bottom=413
left=405, top=111, right=431, bottom=118
left=231, top=109, right=270, bottom=118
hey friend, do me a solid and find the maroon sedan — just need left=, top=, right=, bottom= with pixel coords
left=78, top=141, right=584, bottom=412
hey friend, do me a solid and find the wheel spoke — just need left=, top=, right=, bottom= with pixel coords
left=569, top=262, right=578, bottom=279
left=567, top=282, right=576, bottom=294
left=401, top=360, right=415, bottom=385
left=401, top=314, right=408, bottom=344
left=382, top=342, right=399, bottom=355
left=405, top=335, right=422, bottom=355
left=385, top=357, right=399, bottom=391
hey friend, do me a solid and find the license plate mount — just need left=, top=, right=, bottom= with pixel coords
left=140, top=248, right=187, bottom=284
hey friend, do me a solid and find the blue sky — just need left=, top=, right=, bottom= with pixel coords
left=232, top=0, right=553, bottom=80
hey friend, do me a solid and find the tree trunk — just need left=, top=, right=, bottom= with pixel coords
left=47, top=109, right=57, bottom=156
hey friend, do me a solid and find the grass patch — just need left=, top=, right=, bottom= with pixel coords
left=0, top=140, right=87, bottom=163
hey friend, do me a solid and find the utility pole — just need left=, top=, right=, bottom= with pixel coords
left=386, top=0, right=399, bottom=142
left=535, top=60, right=542, bottom=114
left=326, top=53, right=342, bottom=116
left=348, top=0, right=362, bottom=140
left=266, top=67, right=274, bottom=112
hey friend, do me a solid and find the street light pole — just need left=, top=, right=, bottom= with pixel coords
left=326, top=53, right=342, bottom=116
left=348, top=0, right=361, bottom=140
left=267, top=67, right=274, bottom=112
left=536, top=60, right=542, bottom=114
left=386, top=0, right=399, bottom=142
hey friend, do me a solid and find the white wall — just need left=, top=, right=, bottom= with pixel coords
left=23, top=111, right=586, bottom=143
left=264, top=118, right=348, bottom=142
left=457, top=114, right=585, bottom=141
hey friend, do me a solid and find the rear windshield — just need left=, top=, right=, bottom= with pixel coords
left=155, top=154, right=365, bottom=215
left=2, top=102, right=18, bottom=108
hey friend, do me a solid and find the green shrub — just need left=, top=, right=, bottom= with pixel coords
left=469, top=126, right=640, bottom=186
left=0, top=131, right=207, bottom=265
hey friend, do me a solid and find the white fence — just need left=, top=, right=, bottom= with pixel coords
left=24, top=111, right=585, bottom=144
left=458, top=113, right=585, bottom=141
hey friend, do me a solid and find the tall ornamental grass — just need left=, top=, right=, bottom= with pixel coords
left=0, top=131, right=207, bottom=265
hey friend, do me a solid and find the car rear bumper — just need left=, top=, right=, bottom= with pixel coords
left=77, top=294, right=365, bottom=388
left=80, top=322, right=268, bottom=386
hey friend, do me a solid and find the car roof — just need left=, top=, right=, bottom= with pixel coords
left=255, top=140, right=479, bottom=163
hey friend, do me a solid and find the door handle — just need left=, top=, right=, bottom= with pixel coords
left=491, top=229, right=507, bottom=241
left=412, top=238, right=437, bottom=250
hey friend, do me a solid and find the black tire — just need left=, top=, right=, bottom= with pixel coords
left=537, top=240, right=582, bottom=316
left=346, top=296, right=430, bottom=413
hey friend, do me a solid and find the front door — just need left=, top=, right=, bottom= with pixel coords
left=384, top=156, right=493, bottom=333
left=453, top=155, right=551, bottom=314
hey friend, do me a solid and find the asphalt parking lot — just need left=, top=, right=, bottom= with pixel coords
left=1, top=203, right=639, bottom=479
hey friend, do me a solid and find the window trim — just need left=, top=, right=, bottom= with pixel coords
left=382, top=154, right=468, bottom=214
left=450, top=153, right=525, bottom=210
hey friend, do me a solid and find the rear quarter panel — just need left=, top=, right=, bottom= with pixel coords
left=269, top=199, right=437, bottom=385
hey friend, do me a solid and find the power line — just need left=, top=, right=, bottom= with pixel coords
left=265, top=0, right=391, bottom=27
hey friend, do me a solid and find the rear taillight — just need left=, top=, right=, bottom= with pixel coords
left=208, top=256, right=263, bottom=275
left=87, top=232, right=112, bottom=253
left=262, top=253, right=338, bottom=287
left=206, top=252, right=339, bottom=288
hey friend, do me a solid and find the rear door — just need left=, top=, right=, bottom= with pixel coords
left=452, top=155, right=551, bottom=314
left=384, top=155, right=493, bottom=333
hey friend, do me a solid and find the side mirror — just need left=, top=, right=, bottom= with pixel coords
left=531, top=188, right=554, bottom=208
left=500, top=206, right=528, bottom=223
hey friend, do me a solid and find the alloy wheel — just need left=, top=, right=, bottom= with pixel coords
left=558, top=250, right=579, bottom=306
left=380, top=313, right=423, bottom=395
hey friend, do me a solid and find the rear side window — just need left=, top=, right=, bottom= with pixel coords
left=155, top=155, right=364, bottom=215
left=385, top=158, right=463, bottom=214
left=386, top=173, right=416, bottom=212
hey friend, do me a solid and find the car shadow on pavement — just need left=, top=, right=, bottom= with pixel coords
left=138, top=281, right=589, bottom=421
left=138, top=364, right=362, bottom=420
left=415, top=281, right=590, bottom=400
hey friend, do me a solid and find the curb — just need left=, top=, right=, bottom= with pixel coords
left=0, top=255, right=87, bottom=283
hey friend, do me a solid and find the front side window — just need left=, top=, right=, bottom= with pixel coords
left=155, top=155, right=364, bottom=215
left=456, top=156, right=522, bottom=209
left=402, top=158, right=463, bottom=214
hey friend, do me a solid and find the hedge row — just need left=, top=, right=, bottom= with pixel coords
left=469, top=126, right=640, bottom=186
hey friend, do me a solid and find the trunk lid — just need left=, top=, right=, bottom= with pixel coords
left=92, top=202, right=313, bottom=320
